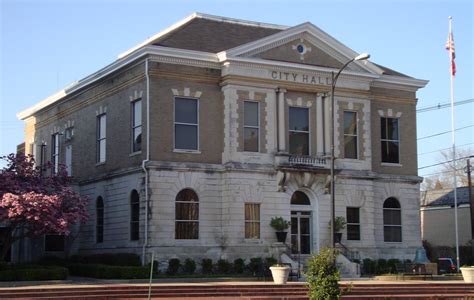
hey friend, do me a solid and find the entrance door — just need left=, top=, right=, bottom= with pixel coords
left=291, top=211, right=311, bottom=255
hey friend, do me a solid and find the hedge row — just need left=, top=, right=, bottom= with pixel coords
left=67, top=263, right=149, bottom=279
left=0, top=266, right=68, bottom=281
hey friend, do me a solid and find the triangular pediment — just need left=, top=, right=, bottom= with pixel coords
left=220, top=23, right=384, bottom=75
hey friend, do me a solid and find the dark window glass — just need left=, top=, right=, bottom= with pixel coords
left=130, top=190, right=140, bottom=241
left=45, top=235, right=65, bottom=252
left=132, top=100, right=142, bottom=152
left=51, top=134, right=59, bottom=174
left=346, top=207, right=360, bottom=240
left=290, top=191, right=311, bottom=205
left=344, top=111, right=358, bottom=159
left=381, top=117, right=399, bottom=163
left=244, top=203, right=260, bottom=239
left=383, top=197, right=401, bottom=242
left=175, top=98, right=198, bottom=150
left=96, top=196, right=104, bottom=243
left=175, top=189, right=199, bottom=239
left=244, top=101, right=259, bottom=152
left=289, top=107, right=309, bottom=155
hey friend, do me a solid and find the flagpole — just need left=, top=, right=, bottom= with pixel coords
left=448, top=15, right=460, bottom=272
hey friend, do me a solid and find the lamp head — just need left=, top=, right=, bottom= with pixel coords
left=354, top=53, right=370, bottom=61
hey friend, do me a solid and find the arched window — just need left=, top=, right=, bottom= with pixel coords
left=175, top=189, right=199, bottom=239
left=130, top=190, right=140, bottom=241
left=383, top=197, right=401, bottom=242
left=290, top=191, right=311, bottom=205
left=96, top=196, right=104, bottom=243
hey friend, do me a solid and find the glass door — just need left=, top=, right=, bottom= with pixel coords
left=291, top=211, right=311, bottom=255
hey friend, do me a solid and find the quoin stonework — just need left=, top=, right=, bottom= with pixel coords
left=16, top=13, right=428, bottom=269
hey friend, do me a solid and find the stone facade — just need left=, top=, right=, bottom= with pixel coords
left=16, top=13, right=428, bottom=265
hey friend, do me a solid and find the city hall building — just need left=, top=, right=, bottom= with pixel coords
left=17, top=13, right=428, bottom=266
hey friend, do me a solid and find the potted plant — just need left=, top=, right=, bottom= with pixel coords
left=460, top=266, right=474, bottom=282
left=329, top=216, right=346, bottom=243
left=269, top=264, right=291, bottom=284
left=270, top=217, right=291, bottom=243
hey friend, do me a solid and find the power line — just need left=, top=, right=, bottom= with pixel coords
left=417, top=124, right=474, bottom=140
left=418, top=155, right=473, bottom=170
left=417, top=98, right=474, bottom=113
left=420, top=168, right=463, bottom=178
left=419, top=142, right=474, bottom=156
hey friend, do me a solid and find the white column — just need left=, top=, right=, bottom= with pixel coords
left=278, top=88, right=287, bottom=153
left=324, top=94, right=331, bottom=155
left=316, top=93, right=324, bottom=156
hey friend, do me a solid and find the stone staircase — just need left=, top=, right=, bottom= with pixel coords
left=0, top=282, right=474, bottom=299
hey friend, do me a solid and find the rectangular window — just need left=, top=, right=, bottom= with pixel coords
left=44, top=235, right=65, bottom=252
left=381, top=117, right=399, bottom=163
left=65, top=144, right=72, bottom=176
left=289, top=107, right=309, bottom=155
left=131, top=99, right=142, bottom=152
left=51, top=133, right=59, bottom=174
left=243, top=101, right=259, bottom=152
left=96, top=114, right=106, bottom=163
left=174, top=97, right=198, bottom=151
left=344, top=111, right=358, bottom=159
left=245, top=203, right=260, bottom=239
left=346, top=207, right=360, bottom=240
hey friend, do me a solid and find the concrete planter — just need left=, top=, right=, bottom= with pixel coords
left=270, top=266, right=290, bottom=284
left=460, top=267, right=474, bottom=282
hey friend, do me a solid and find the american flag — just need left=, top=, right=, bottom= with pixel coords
left=445, top=31, right=456, bottom=76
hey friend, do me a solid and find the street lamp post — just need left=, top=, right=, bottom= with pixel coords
left=330, top=53, right=370, bottom=250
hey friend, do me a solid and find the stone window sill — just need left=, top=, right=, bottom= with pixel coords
left=381, top=162, right=403, bottom=167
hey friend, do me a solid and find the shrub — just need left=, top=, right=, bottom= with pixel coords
left=216, top=259, right=231, bottom=274
left=0, top=265, right=68, bottom=281
left=233, top=258, right=245, bottom=274
left=376, top=259, right=388, bottom=275
left=167, top=258, right=181, bottom=275
left=387, top=259, right=401, bottom=274
left=306, top=248, right=340, bottom=300
left=183, top=258, right=196, bottom=275
left=67, top=263, right=148, bottom=279
left=248, top=257, right=263, bottom=276
left=201, top=259, right=213, bottom=274
left=69, top=253, right=141, bottom=266
left=270, top=217, right=291, bottom=231
left=362, top=258, right=376, bottom=275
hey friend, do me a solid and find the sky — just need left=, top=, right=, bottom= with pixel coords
left=1, top=0, right=473, bottom=179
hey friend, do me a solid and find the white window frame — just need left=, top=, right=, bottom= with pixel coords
left=131, top=99, right=142, bottom=153
left=244, top=202, right=261, bottom=240
left=96, top=114, right=106, bottom=164
left=343, top=110, right=359, bottom=159
left=288, top=106, right=311, bottom=155
left=51, top=133, right=59, bottom=174
left=243, top=100, right=260, bottom=153
left=173, top=97, right=199, bottom=152
left=381, top=117, right=400, bottom=164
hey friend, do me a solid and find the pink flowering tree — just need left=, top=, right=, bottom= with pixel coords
left=0, top=153, right=88, bottom=260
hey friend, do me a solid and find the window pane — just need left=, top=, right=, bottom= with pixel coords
left=99, top=140, right=106, bottom=162
left=384, top=226, right=402, bottom=242
left=344, top=112, right=357, bottom=135
left=176, top=189, right=198, bottom=202
left=290, top=191, right=311, bottom=205
left=176, top=221, right=199, bottom=239
left=344, top=136, right=358, bottom=159
left=99, top=115, right=106, bottom=138
left=175, top=124, right=198, bottom=150
left=175, top=98, right=197, bottom=124
left=383, top=210, right=401, bottom=225
left=384, top=198, right=400, bottom=208
left=245, top=222, right=260, bottom=239
left=382, top=141, right=399, bottom=163
left=244, top=127, right=259, bottom=152
left=291, top=217, right=298, bottom=234
left=346, top=207, right=360, bottom=223
left=300, top=218, right=310, bottom=235
left=381, top=118, right=387, bottom=139
left=289, top=107, right=309, bottom=131
left=131, top=222, right=139, bottom=241
left=244, top=101, right=259, bottom=127
left=133, top=127, right=142, bottom=152
left=245, top=203, right=260, bottom=221
left=300, top=235, right=310, bottom=254
left=388, top=118, right=399, bottom=140
left=289, top=132, right=309, bottom=155
left=176, top=202, right=199, bottom=220
left=133, top=100, right=142, bottom=127
left=347, top=225, right=360, bottom=240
